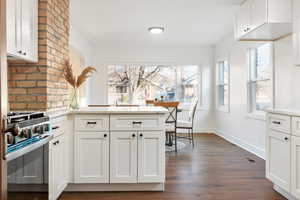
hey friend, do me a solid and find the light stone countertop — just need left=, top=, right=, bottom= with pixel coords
left=266, top=108, right=300, bottom=117
left=68, top=106, right=169, bottom=115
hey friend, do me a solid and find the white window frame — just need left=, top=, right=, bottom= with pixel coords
left=106, top=64, right=203, bottom=109
left=216, top=58, right=230, bottom=113
left=246, top=42, right=274, bottom=121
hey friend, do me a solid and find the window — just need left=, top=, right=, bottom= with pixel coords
left=216, top=60, right=229, bottom=112
left=248, top=43, right=273, bottom=113
left=107, top=65, right=200, bottom=106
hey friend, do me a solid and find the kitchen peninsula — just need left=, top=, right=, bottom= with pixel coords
left=63, top=106, right=168, bottom=193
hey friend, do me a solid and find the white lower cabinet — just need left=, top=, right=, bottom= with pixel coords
left=74, top=132, right=109, bottom=183
left=49, top=133, right=67, bottom=200
left=110, top=131, right=138, bottom=183
left=138, top=131, right=164, bottom=183
left=109, top=131, right=165, bottom=184
left=266, top=130, right=291, bottom=191
left=72, top=114, right=166, bottom=191
left=292, top=136, right=300, bottom=198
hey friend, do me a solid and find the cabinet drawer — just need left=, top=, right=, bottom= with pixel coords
left=75, top=115, right=109, bottom=132
left=292, top=117, right=300, bottom=137
left=110, top=115, right=164, bottom=131
left=268, top=114, right=291, bottom=134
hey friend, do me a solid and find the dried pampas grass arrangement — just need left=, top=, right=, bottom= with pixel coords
left=63, top=60, right=97, bottom=88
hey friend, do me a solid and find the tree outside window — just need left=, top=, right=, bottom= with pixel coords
left=108, top=65, right=199, bottom=105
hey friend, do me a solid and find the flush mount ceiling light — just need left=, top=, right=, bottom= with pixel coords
left=148, top=27, right=165, bottom=34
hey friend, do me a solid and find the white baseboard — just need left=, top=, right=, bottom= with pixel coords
left=65, top=183, right=164, bottom=192
left=273, top=185, right=298, bottom=200
left=214, top=130, right=265, bottom=160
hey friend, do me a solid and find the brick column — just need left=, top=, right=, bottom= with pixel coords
left=8, top=0, right=70, bottom=111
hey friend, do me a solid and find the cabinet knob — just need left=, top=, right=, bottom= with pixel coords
left=139, top=134, right=143, bottom=137
left=284, top=137, right=289, bottom=141
left=17, top=50, right=22, bottom=54
left=132, top=134, right=136, bottom=138
left=23, top=52, right=27, bottom=56
left=104, top=134, right=107, bottom=138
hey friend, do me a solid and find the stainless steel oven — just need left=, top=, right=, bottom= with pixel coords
left=5, top=112, right=53, bottom=200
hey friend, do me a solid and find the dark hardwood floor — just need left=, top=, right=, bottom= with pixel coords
left=8, top=134, right=286, bottom=200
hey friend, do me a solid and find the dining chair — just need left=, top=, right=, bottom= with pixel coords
left=153, top=101, right=179, bottom=152
left=176, top=98, right=198, bottom=147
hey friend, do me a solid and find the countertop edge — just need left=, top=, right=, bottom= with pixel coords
left=266, top=109, right=300, bottom=117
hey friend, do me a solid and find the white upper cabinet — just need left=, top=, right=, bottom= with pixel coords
left=235, top=0, right=292, bottom=41
left=7, top=0, right=38, bottom=62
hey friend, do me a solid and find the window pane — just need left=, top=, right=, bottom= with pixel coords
left=255, top=80, right=272, bottom=110
left=219, top=61, right=225, bottom=84
left=178, top=66, right=199, bottom=103
left=218, top=84, right=228, bottom=106
left=254, top=43, right=272, bottom=80
left=108, top=65, right=198, bottom=105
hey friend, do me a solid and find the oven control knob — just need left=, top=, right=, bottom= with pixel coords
left=21, top=129, right=32, bottom=139
left=34, top=126, right=41, bottom=134
left=6, top=133, right=15, bottom=145
left=40, top=125, right=45, bottom=134
left=44, top=124, right=50, bottom=132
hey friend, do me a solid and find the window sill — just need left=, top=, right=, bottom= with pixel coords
left=245, top=111, right=266, bottom=121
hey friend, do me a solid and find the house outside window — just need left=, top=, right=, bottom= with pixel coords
left=248, top=43, right=273, bottom=114
left=216, top=60, right=230, bottom=112
left=107, top=65, right=200, bottom=106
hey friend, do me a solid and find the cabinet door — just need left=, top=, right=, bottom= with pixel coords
left=138, top=131, right=165, bottom=183
left=74, top=132, right=109, bottom=183
left=266, top=130, right=291, bottom=191
left=49, top=134, right=68, bottom=200
left=251, top=0, right=267, bottom=29
left=21, top=0, right=38, bottom=62
left=15, top=146, right=44, bottom=184
left=236, top=0, right=251, bottom=38
left=292, top=136, right=300, bottom=198
left=7, top=0, right=21, bottom=57
left=110, top=131, right=137, bottom=183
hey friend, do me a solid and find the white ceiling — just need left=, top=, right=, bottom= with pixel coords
left=70, top=0, right=244, bottom=47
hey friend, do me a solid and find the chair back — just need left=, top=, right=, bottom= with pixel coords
left=153, top=101, right=179, bottom=124
left=188, top=98, right=198, bottom=123
left=145, top=100, right=155, bottom=105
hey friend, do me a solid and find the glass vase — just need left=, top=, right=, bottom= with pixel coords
left=70, top=88, right=80, bottom=110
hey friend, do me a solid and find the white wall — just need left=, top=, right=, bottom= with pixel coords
left=69, top=25, right=95, bottom=106
left=87, top=45, right=216, bottom=132
left=214, top=34, right=300, bottom=159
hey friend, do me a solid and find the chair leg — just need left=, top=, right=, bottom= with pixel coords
left=174, top=131, right=177, bottom=153
left=191, top=128, right=194, bottom=147
left=188, top=129, right=191, bottom=144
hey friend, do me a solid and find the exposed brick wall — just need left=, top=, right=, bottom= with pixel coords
left=8, top=0, right=70, bottom=111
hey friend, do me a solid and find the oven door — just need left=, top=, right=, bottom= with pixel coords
left=0, top=0, right=8, bottom=198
